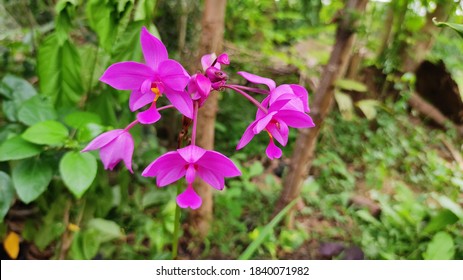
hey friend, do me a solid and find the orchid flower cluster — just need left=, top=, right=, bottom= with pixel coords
left=82, top=27, right=315, bottom=209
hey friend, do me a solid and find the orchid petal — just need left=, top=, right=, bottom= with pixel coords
left=237, top=71, right=276, bottom=91
left=177, top=184, right=202, bottom=209
left=266, top=139, right=282, bottom=160
left=196, top=150, right=241, bottom=177
left=140, top=27, right=168, bottom=70
left=237, top=121, right=257, bottom=150
left=290, top=84, right=310, bottom=113
left=217, top=53, right=230, bottom=65
left=99, top=131, right=134, bottom=172
left=276, top=110, right=315, bottom=128
left=142, top=152, right=187, bottom=186
left=100, top=62, right=155, bottom=90
left=267, top=121, right=289, bottom=146
left=164, top=90, right=194, bottom=119
left=81, top=129, right=124, bottom=152
left=254, top=112, right=277, bottom=134
left=137, top=104, right=161, bottom=124
left=201, top=53, right=219, bottom=71
left=177, top=145, right=206, bottom=163
left=158, top=59, right=190, bottom=92
left=129, top=90, right=155, bottom=111
left=197, top=167, right=225, bottom=190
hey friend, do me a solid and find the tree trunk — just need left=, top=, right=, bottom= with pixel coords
left=275, top=0, right=369, bottom=214
left=189, top=0, right=227, bottom=239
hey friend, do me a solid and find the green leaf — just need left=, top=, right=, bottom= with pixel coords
left=59, top=151, right=97, bottom=198
left=0, top=136, right=42, bottom=161
left=334, top=91, right=354, bottom=120
left=86, top=0, right=118, bottom=53
left=356, top=100, right=380, bottom=120
left=0, top=171, right=15, bottom=221
left=111, top=20, right=144, bottom=62
left=12, top=158, right=53, bottom=204
left=17, top=96, right=57, bottom=126
left=423, top=232, right=455, bottom=260
left=64, top=111, right=101, bottom=128
left=239, top=199, right=298, bottom=260
left=434, top=195, right=463, bottom=220
left=55, top=0, right=78, bottom=43
left=422, top=210, right=459, bottom=235
left=0, top=74, right=37, bottom=101
left=22, top=120, right=69, bottom=146
left=37, top=34, right=83, bottom=107
left=335, top=79, right=367, bottom=92
left=433, top=18, right=463, bottom=39
left=87, top=218, right=123, bottom=242
left=2, top=100, right=22, bottom=122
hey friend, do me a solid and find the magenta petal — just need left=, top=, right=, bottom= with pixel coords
left=266, top=139, right=282, bottom=160
left=201, top=53, right=219, bottom=71
left=142, top=152, right=187, bottom=186
left=253, top=112, right=276, bottom=134
left=237, top=122, right=257, bottom=150
left=197, top=167, right=225, bottom=190
left=195, top=74, right=211, bottom=97
left=99, top=131, right=134, bottom=172
left=158, top=59, right=190, bottom=91
left=197, top=150, right=241, bottom=177
left=277, top=110, right=315, bottom=128
left=100, top=62, right=155, bottom=90
left=81, top=129, right=124, bottom=152
left=129, top=90, right=155, bottom=111
left=267, top=121, right=289, bottom=146
left=137, top=104, right=161, bottom=124
left=290, top=84, right=310, bottom=113
left=217, top=53, right=230, bottom=65
left=177, top=145, right=206, bottom=163
left=177, top=184, right=202, bottom=209
left=140, top=27, right=168, bottom=70
left=237, top=71, right=276, bottom=91
left=141, top=79, right=152, bottom=94
left=164, top=90, right=194, bottom=119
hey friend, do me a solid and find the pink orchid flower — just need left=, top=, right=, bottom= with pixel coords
left=188, top=73, right=211, bottom=106
left=142, top=145, right=241, bottom=209
left=237, top=97, right=315, bottom=159
left=100, top=27, right=193, bottom=123
left=237, top=71, right=310, bottom=113
left=201, top=53, right=229, bottom=90
left=82, top=129, right=134, bottom=173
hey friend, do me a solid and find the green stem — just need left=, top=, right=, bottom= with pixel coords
left=172, top=184, right=182, bottom=259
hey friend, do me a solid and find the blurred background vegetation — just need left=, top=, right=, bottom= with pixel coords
left=0, top=0, right=462, bottom=260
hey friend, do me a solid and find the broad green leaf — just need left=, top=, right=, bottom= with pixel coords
left=335, top=79, right=367, bottom=92
left=12, top=158, right=53, bottom=204
left=434, top=195, right=463, bottom=220
left=55, top=0, right=78, bottom=43
left=37, top=34, right=83, bottom=107
left=0, top=171, right=15, bottom=221
left=111, top=20, right=144, bottom=62
left=334, top=91, right=354, bottom=120
left=433, top=18, right=463, bottom=39
left=17, top=95, right=57, bottom=125
left=76, top=123, right=105, bottom=143
left=22, top=120, right=69, bottom=146
left=356, top=100, right=380, bottom=120
left=69, top=230, right=101, bottom=260
left=422, top=210, right=459, bottom=235
left=0, top=74, right=37, bottom=101
left=59, top=151, right=97, bottom=198
left=0, top=136, right=42, bottom=161
left=87, top=218, right=123, bottom=242
left=64, top=111, right=102, bottom=128
left=2, top=100, right=22, bottom=122
left=86, top=0, right=118, bottom=53
left=423, top=232, right=455, bottom=260
left=134, top=0, right=156, bottom=21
